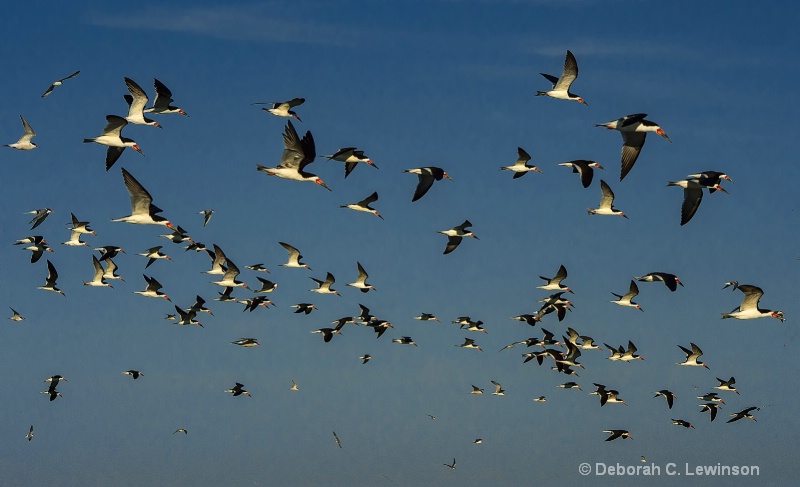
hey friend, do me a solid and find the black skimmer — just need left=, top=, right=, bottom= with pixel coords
left=603, top=430, right=632, bottom=441
left=715, top=377, right=740, bottom=394
left=677, top=343, right=709, bottom=368
left=470, top=385, right=484, bottom=395
left=41, top=389, right=63, bottom=401
left=439, top=220, right=478, bottom=254
left=333, top=431, right=342, bottom=448
left=203, top=244, right=228, bottom=275
left=38, top=260, right=64, bottom=296
left=199, top=209, right=214, bottom=226
left=27, top=208, right=52, bottom=230
left=414, top=313, right=440, bottom=322
left=290, top=380, right=299, bottom=391
left=145, top=79, right=189, bottom=116
left=444, top=458, right=456, bottom=470
left=461, top=320, right=487, bottom=333
left=231, top=338, right=261, bottom=347
left=473, top=439, right=482, bottom=444
left=490, top=380, right=505, bottom=396
left=18, top=236, right=53, bottom=263
left=721, top=284, right=784, bottom=322
left=9, top=307, right=25, bottom=321
left=687, top=171, right=733, bottom=191
left=309, top=272, right=340, bottom=296
left=215, top=286, right=239, bottom=303
left=188, top=296, right=213, bottom=316
left=341, top=192, right=382, bottom=219
left=619, top=341, right=644, bottom=362
left=558, top=382, right=582, bottom=391
left=174, top=429, right=188, bottom=434
left=588, top=180, right=628, bottom=218
left=347, top=262, right=376, bottom=293
left=254, top=277, right=278, bottom=293
left=255, top=97, right=305, bottom=121
left=61, top=229, right=88, bottom=247
left=123, top=370, right=143, bottom=380
left=291, top=303, right=317, bottom=314
left=84, top=116, right=144, bottom=171
left=323, top=147, right=378, bottom=178
left=595, top=113, right=671, bottom=181
left=137, top=246, right=171, bottom=269
left=279, top=242, right=311, bottom=270
left=134, top=275, right=170, bottom=301
left=510, top=314, right=538, bottom=327
left=697, top=392, right=725, bottom=404
left=84, top=256, right=113, bottom=288
left=536, top=50, right=587, bottom=105
left=611, top=280, right=642, bottom=311
left=392, top=336, right=418, bottom=346
left=538, top=265, right=572, bottom=293
left=41, top=70, right=80, bottom=98
left=257, top=121, right=330, bottom=190
left=212, top=259, right=249, bottom=290
left=44, top=375, right=67, bottom=389
left=185, top=242, right=207, bottom=252
left=500, top=147, right=541, bottom=178
left=69, top=213, right=96, bottom=236
left=123, top=77, right=161, bottom=128
left=173, top=305, right=203, bottom=327
left=224, top=382, right=251, bottom=397
left=102, top=257, right=124, bottom=283
left=404, top=167, right=453, bottom=202
left=558, top=160, right=604, bottom=188
left=359, top=354, right=372, bottom=364
left=160, top=225, right=193, bottom=244
left=96, top=245, right=125, bottom=262
left=533, top=396, right=547, bottom=402
left=246, top=263, right=270, bottom=273
left=671, top=419, right=695, bottom=429
left=240, top=296, right=273, bottom=313
left=667, top=178, right=728, bottom=226
left=312, top=327, right=340, bottom=343
left=113, top=168, right=175, bottom=228
left=654, top=390, right=676, bottom=409
left=699, top=403, right=722, bottom=422
left=457, top=337, right=483, bottom=351
left=27, top=425, right=34, bottom=441
left=727, top=407, right=759, bottom=423
left=636, top=272, right=683, bottom=292
left=5, top=115, right=38, bottom=150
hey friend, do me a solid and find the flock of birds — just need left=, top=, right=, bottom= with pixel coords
left=5, top=49, right=788, bottom=474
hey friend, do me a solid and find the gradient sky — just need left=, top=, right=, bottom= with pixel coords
left=1, top=1, right=798, bottom=486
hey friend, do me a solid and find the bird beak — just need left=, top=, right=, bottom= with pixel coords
left=579, top=98, right=588, bottom=106
left=133, top=144, right=144, bottom=156
left=316, top=179, right=331, bottom=191
left=715, top=185, right=729, bottom=194
left=368, top=160, right=379, bottom=169
left=657, top=129, right=671, bottom=142
left=293, top=114, right=302, bottom=122
left=444, top=173, right=453, bottom=182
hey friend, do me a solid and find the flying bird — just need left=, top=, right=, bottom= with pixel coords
left=256, top=97, right=305, bottom=121
left=38, top=260, right=64, bottom=296
left=347, top=262, right=376, bottom=293
left=341, top=192, right=383, bottom=219
left=635, top=272, right=683, bottom=292
left=333, top=431, right=342, bottom=448
left=27, top=425, right=34, bottom=441
left=667, top=178, right=728, bottom=225
left=404, top=167, right=453, bottom=202
left=721, top=284, right=784, bottom=322
left=83, top=115, right=144, bottom=171
left=134, top=275, right=170, bottom=301
left=536, top=50, right=587, bottom=105
left=5, top=115, right=38, bottom=150
left=439, top=220, right=478, bottom=254
left=199, top=209, right=214, bottom=227
left=84, top=256, right=113, bottom=288
left=9, top=307, right=25, bottom=321
left=359, top=354, right=372, bottom=364
left=27, top=208, right=52, bottom=230
left=603, top=430, right=632, bottom=441
left=654, top=390, right=676, bottom=409
left=727, top=407, right=759, bottom=423
left=145, top=79, right=189, bottom=116
left=309, top=272, right=340, bottom=296
left=123, top=370, right=143, bottom=380
left=500, top=147, right=541, bottom=178
left=41, top=70, right=80, bottom=98
left=610, top=280, right=642, bottom=311
left=444, top=458, right=456, bottom=470
left=231, top=338, right=261, bottom=347
left=538, top=265, right=573, bottom=293
left=323, top=147, right=378, bottom=178
left=595, top=113, right=671, bottom=181
left=279, top=242, right=311, bottom=270
left=113, top=168, right=175, bottom=228
left=173, top=429, right=188, bottom=434
left=137, top=246, right=171, bottom=269
left=123, top=77, right=162, bottom=128
left=257, top=120, right=329, bottom=190
left=588, top=180, right=628, bottom=218
left=224, top=382, right=251, bottom=397
left=558, top=160, right=604, bottom=188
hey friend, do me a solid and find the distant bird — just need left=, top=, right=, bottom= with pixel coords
left=636, top=272, right=683, bottom=292
left=687, top=171, right=733, bottom=191
left=173, top=305, right=203, bottom=328
left=279, top=242, right=311, bottom=270
left=603, top=430, right=632, bottom=442
left=134, top=275, right=170, bottom=301
left=61, top=229, right=88, bottom=247
left=538, top=265, right=573, bottom=293
left=667, top=178, right=728, bottom=226
left=595, top=113, right=671, bottom=181
left=256, top=97, right=305, bottom=121
left=123, top=77, right=161, bottom=128
left=439, top=220, right=479, bottom=254
left=173, top=429, right=188, bottom=434
left=246, top=264, right=270, bottom=274
left=215, top=286, right=238, bottom=303
left=533, top=396, right=547, bottom=402
left=290, top=380, right=299, bottom=391
left=224, top=382, right=251, bottom=397
left=38, top=260, right=64, bottom=296
left=347, top=262, right=376, bottom=293
left=699, top=403, right=722, bottom=422
left=292, top=303, right=317, bottom=315
left=19, top=236, right=53, bottom=263
left=491, top=380, right=506, bottom=396
left=188, top=296, right=213, bottom=316
left=311, top=327, right=341, bottom=343
left=160, top=225, right=193, bottom=244
left=392, top=336, right=418, bottom=346
left=84, top=256, right=113, bottom=288
left=500, top=147, right=541, bottom=178
left=457, top=337, right=483, bottom=351
left=721, top=284, right=784, bottom=322
left=610, top=280, right=642, bottom=311
left=27, top=425, right=34, bottom=441
left=444, top=458, right=456, bottom=470
left=333, top=431, right=342, bottom=448
left=96, top=245, right=125, bottom=262
left=727, top=407, right=759, bottom=423
left=470, top=385, right=484, bottom=395
left=473, top=438, right=482, bottom=444
left=84, top=116, right=144, bottom=171
left=619, top=341, right=644, bottom=362
left=415, top=313, right=439, bottom=322
left=145, top=79, right=189, bottom=116
left=588, top=180, right=628, bottom=218
left=359, top=354, right=372, bottom=364
left=558, top=160, right=604, bottom=188
left=68, top=213, right=96, bottom=236
left=27, top=208, right=52, bottom=230
left=5, top=115, right=38, bottom=150
left=113, top=168, right=175, bottom=228
left=715, top=377, right=740, bottom=395
left=202, top=244, right=228, bottom=276
left=677, top=343, right=709, bottom=368
left=212, top=259, right=249, bottom=290
left=671, top=419, right=695, bottom=429
left=558, top=382, right=582, bottom=391
left=404, top=167, right=453, bottom=202
left=199, top=209, right=214, bottom=226
left=102, top=257, right=124, bottom=283
left=40, top=389, right=62, bottom=401
left=254, top=277, right=278, bottom=293
left=257, top=121, right=329, bottom=190
left=44, top=375, right=67, bottom=389
left=697, top=392, right=725, bottom=404
left=9, top=307, right=24, bottom=321
left=536, top=50, right=587, bottom=105
left=137, top=246, right=171, bottom=269
left=654, top=390, right=676, bottom=409
left=231, top=338, right=261, bottom=347
left=323, top=147, right=378, bottom=178
left=310, top=272, right=340, bottom=296
left=341, top=192, right=383, bottom=219
left=41, top=70, right=80, bottom=98
left=123, top=370, right=143, bottom=380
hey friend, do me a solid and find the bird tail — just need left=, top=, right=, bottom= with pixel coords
left=83, top=138, right=95, bottom=143
left=535, top=91, right=548, bottom=97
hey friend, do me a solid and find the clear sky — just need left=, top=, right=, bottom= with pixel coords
left=1, top=1, right=798, bottom=485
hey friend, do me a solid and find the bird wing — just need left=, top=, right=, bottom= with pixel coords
left=412, top=172, right=435, bottom=202
left=444, top=235, right=462, bottom=255
left=516, top=147, right=531, bottom=165
left=20, top=115, right=35, bottom=140
left=680, top=185, right=703, bottom=226
left=102, top=115, right=129, bottom=137
left=152, top=79, right=175, bottom=109
left=122, top=168, right=154, bottom=216
left=599, top=180, right=615, bottom=209
left=554, top=50, right=578, bottom=91
left=738, top=285, right=764, bottom=311
left=620, top=132, right=647, bottom=181
left=124, top=77, right=150, bottom=117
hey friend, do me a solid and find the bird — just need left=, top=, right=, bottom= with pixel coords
left=677, top=343, right=709, bottom=368
left=27, top=425, right=34, bottom=441
left=309, top=272, right=340, bottom=296
left=5, top=115, right=38, bottom=150
left=687, top=171, right=733, bottom=191
left=558, top=382, right=582, bottom=391
left=257, top=120, right=330, bottom=190
left=279, top=242, right=311, bottom=270
left=26, top=208, right=52, bottom=230
left=588, top=180, right=628, bottom=218
left=404, top=167, right=453, bottom=202
left=9, top=307, right=24, bottom=321
left=254, top=277, right=278, bottom=293
left=84, top=116, right=144, bottom=171
left=323, top=147, right=378, bottom=178
left=671, top=419, right=695, bottom=429
left=231, top=338, right=261, bottom=347
left=290, top=380, right=299, bottom=391
left=536, top=50, right=587, bottom=105
left=727, top=407, right=759, bottom=423
left=102, top=257, right=124, bottom=283
left=439, top=220, right=478, bottom=254
left=500, top=147, right=541, bottom=178
left=20, top=237, right=54, bottom=264
left=38, top=260, right=64, bottom=296
left=533, top=396, right=547, bottom=402
left=123, top=77, right=162, bottom=128
left=137, top=246, right=171, bottom=269
left=359, top=354, right=372, bottom=364
left=457, top=337, right=483, bottom=351
left=96, top=245, right=125, bottom=262
left=61, top=229, right=89, bottom=247
left=636, top=272, right=683, bottom=292
left=41, top=70, right=80, bottom=98
left=333, top=431, right=342, bottom=448
left=595, top=113, right=671, bottom=181
left=697, top=392, right=725, bottom=404
left=610, top=280, right=642, bottom=311
left=40, top=389, right=63, bottom=401
left=145, top=79, right=189, bottom=116
left=654, top=390, right=676, bottom=409
left=134, top=275, right=170, bottom=301
left=473, top=438, right=483, bottom=444
left=491, top=380, right=506, bottom=395
left=392, top=336, right=418, bottom=346
left=160, top=225, right=193, bottom=244
left=667, top=178, right=728, bottom=226
left=173, top=429, right=188, bottom=434
left=203, top=244, right=228, bottom=275
left=84, top=256, right=113, bottom=288
left=188, top=296, right=214, bottom=316
left=311, top=327, right=341, bottom=343
left=256, top=97, right=305, bottom=121
left=347, top=262, right=376, bottom=293
left=44, top=375, right=67, bottom=389
left=292, top=303, right=317, bottom=315
left=112, top=168, right=175, bottom=228
left=123, top=370, right=143, bottom=380
left=619, top=341, right=644, bottom=362
left=341, top=192, right=383, bottom=219
left=246, top=264, right=270, bottom=274
left=224, top=383, right=251, bottom=397
left=699, top=403, right=722, bottom=422
left=199, top=209, right=214, bottom=226
left=444, top=458, right=456, bottom=470
left=173, top=306, right=203, bottom=328
left=603, top=430, right=632, bottom=441
left=721, top=284, right=785, bottom=322
left=215, top=286, right=239, bottom=304
left=212, top=259, right=249, bottom=289
left=715, top=377, right=740, bottom=394
left=470, top=385, right=484, bottom=395
left=538, top=265, right=573, bottom=293
left=557, top=160, right=604, bottom=188
left=68, top=213, right=97, bottom=236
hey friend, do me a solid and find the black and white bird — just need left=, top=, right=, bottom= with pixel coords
left=500, top=147, right=541, bottom=178
left=635, top=272, right=683, bottom=292
left=41, top=70, right=80, bottom=98
left=721, top=284, right=784, bottom=322
left=257, top=121, right=330, bottom=190
left=595, top=113, right=671, bottom=181
left=404, top=167, right=453, bottom=202
left=588, top=180, right=628, bottom=218
left=610, top=280, right=642, bottom=311
left=536, top=50, right=587, bottom=105
left=5, top=115, right=38, bottom=150
left=112, top=168, right=175, bottom=228
left=439, top=220, right=478, bottom=254
left=224, top=382, right=251, bottom=397
left=38, top=260, right=64, bottom=296
left=123, top=77, right=162, bottom=128
left=347, top=262, right=376, bottom=293
left=558, top=160, right=604, bottom=188
left=256, top=97, right=305, bottom=121
left=145, top=79, right=189, bottom=116
left=323, top=147, right=377, bottom=178
left=341, top=192, right=382, bottom=219
left=27, top=208, right=52, bottom=230
left=84, top=116, right=144, bottom=171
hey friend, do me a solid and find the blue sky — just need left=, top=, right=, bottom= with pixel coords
left=1, top=1, right=798, bottom=485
